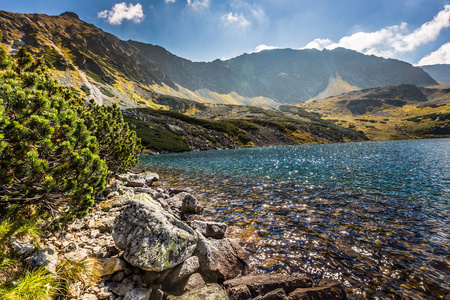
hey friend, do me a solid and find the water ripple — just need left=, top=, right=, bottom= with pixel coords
left=138, top=139, right=450, bottom=299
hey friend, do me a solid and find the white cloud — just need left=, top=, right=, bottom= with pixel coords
left=165, top=0, right=175, bottom=3
left=187, top=0, right=210, bottom=10
left=221, top=12, right=251, bottom=28
left=302, top=5, right=450, bottom=60
left=98, top=2, right=144, bottom=25
left=252, top=44, right=279, bottom=53
left=417, top=42, right=450, bottom=65
left=302, top=38, right=334, bottom=50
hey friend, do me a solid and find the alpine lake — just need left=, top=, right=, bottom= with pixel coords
left=138, top=138, right=450, bottom=299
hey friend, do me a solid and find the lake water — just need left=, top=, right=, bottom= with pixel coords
left=138, top=139, right=450, bottom=299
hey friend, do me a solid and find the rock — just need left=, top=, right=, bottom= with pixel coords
left=113, top=279, right=135, bottom=296
left=112, top=271, right=125, bottom=282
left=113, top=195, right=199, bottom=272
left=227, top=284, right=252, bottom=300
left=124, top=288, right=153, bottom=300
left=196, top=237, right=249, bottom=281
left=255, top=288, right=287, bottom=300
left=150, top=289, right=165, bottom=300
left=224, top=274, right=312, bottom=298
left=101, top=197, right=132, bottom=211
left=190, top=220, right=227, bottom=239
left=94, top=217, right=116, bottom=232
left=135, top=187, right=155, bottom=194
left=99, top=257, right=127, bottom=276
left=288, top=279, right=347, bottom=300
left=97, top=287, right=111, bottom=299
left=8, top=237, right=35, bottom=258
left=93, top=217, right=116, bottom=232
left=184, top=273, right=206, bottom=292
left=167, top=284, right=229, bottom=300
left=165, top=256, right=200, bottom=285
left=185, top=214, right=206, bottom=224
left=144, top=173, right=159, bottom=186
left=80, top=294, right=98, bottom=300
left=167, top=192, right=203, bottom=218
left=24, top=248, right=58, bottom=273
left=126, top=178, right=147, bottom=188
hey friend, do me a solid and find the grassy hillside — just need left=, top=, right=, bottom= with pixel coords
left=123, top=97, right=367, bottom=153
left=301, top=84, right=450, bottom=140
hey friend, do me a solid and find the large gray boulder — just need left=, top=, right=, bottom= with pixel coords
left=196, top=237, right=249, bottom=281
left=113, top=194, right=199, bottom=272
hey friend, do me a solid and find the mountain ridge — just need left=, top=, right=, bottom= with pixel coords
left=0, top=10, right=438, bottom=108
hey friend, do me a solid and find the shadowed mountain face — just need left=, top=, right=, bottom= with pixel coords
left=419, top=64, right=450, bottom=84
left=132, top=42, right=437, bottom=103
left=0, top=10, right=437, bottom=106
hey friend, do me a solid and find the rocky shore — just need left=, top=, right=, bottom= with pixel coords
left=8, top=171, right=348, bottom=300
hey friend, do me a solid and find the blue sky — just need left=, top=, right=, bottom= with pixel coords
left=1, top=0, right=450, bottom=65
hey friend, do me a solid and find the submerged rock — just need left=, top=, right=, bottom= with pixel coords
left=113, top=194, right=199, bottom=272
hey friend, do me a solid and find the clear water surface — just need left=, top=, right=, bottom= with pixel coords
left=138, top=139, right=450, bottom=299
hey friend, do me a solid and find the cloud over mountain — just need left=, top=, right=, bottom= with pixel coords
left=98, top=2, right=144, bottom=25
left=417, top=42, right=450, bottom=65
left=303, top=5, right=450, bottom=61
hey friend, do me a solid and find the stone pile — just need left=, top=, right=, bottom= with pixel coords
left=8, top=171, right=348, bottom=300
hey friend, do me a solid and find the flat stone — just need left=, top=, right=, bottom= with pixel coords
left=224, top=274, right=312, bottom=297
left=288, top=279, right=347, bottom=300
left=254, top=288, right=287, bottom=300
left=80, top=294, right=98, bottom=300
left=167, top=284, right=229, bottom=300
left=113, top=195, right=198, bottom=272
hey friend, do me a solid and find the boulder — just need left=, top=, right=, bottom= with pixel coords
left=113, top=195, right=199, bottom=272
left=227, top=284, right=252, bottom=300
left=164, top=256, right=200, bottom=285
left=167, top=192, right=203, bottom=218
left=183, top=273, right=206, bottom=292
left=288, top=279, right=347, bottom=300
left=167, top=284, right=229, bottom=300
left=144, top=173, right=159, bottom=186
left=126, top=178, right=147, bottom=188
left=99, top=257, right=127, bottom=276
left=224, top=274, right=312, bottom=299
left=24, top=248, right=58, bottom=273
left=190, top=220, right=227, bottom=239
left=196, top=237, right=249, bottom=281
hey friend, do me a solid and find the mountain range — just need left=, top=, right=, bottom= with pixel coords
left=0, top=10, right=444, bottom=108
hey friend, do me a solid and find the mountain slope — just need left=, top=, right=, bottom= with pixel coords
left=0, top=10, right=438, bottom=107
left=420, top=64, right=450, bottom=84
left=301, top=84, right=450, bottom=140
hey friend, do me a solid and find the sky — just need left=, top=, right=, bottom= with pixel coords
left=1, top=0, right=450, bottom=65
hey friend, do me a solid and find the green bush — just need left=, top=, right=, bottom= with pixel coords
left=0, top=46, right=140, bottom=224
